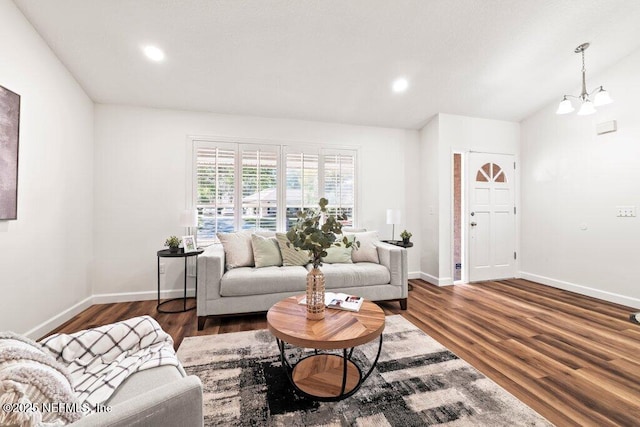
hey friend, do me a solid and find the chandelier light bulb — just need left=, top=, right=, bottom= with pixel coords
left=593, top=88, right=613, bottom=106
left=556, top=97, right=574, bottom=115
left=577, top=100, right=596, bottom=116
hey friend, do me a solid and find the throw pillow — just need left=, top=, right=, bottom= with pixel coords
left=341, top=227, right=367, bottom=233
left=322, top=235, right=355, bottom=264
left=217, top=230, right=254, bottom=269
left=251, top=234, right=283, bottom=268
left=275, top=233, right=310, bottom=266
left=348, top=231, right=380, bottom=263
left=0, top=332, right=83, bottom=427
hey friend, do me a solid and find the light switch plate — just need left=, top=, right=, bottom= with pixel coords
left=616, top=206, right=636, bottom=217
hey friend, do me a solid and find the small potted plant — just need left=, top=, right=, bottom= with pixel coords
left=400, top=230, right=412, bottom=245
left=165, top=236, right=181, bottom=253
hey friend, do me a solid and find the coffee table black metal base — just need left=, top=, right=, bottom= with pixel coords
left=275, top=334, right=383, bottom=401
left=156, top=248, right=203, bottom=313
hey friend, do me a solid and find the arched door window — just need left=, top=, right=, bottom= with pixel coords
left=476, top=162, right=506, bottom=183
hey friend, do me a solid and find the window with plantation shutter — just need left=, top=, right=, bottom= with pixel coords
left=284, top=149, right=319, bottom=230
left=240, top=146, right=279, bottom=231
left=323, top=151, right=356, bottom=227
left=195, top=144, right=236, bottom=244
left=190, top=138, right=357, bottom=244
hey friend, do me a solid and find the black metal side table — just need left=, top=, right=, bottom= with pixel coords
left=381, top=240, right=414, bottom=248
left=156, top=248, right=204, bottom=313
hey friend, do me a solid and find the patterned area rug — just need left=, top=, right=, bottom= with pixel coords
left=177, top=315, right=550, bottom=426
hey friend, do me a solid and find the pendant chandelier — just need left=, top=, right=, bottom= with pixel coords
left=556, top=42, right=613, bottom=115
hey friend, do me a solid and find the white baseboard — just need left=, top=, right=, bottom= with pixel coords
left=24, top=288, right=196, bottom=339
left=92, top=288, right=195, bottom=304
left=418, top=272, right=452, bottom=286
left=25, top=296, right=93, bottom=340
left=519, top=271, right=640, bottom=309
left=408, top=271, right=421, bottom=280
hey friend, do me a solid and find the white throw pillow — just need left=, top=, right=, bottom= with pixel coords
left=251, top=234, right=283, bottom=268
left=217, top=230, right=254, bottom=269
left=0, top=332, right=83, bottom=427
left=348, top=231, right=380, bottom=263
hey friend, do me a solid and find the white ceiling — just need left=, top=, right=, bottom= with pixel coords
left=13, top=0, right=640, bottom=129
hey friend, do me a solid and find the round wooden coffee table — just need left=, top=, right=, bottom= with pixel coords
left=267, top=295, right=385, bottom=401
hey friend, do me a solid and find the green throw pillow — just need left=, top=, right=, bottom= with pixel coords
left=322, top=235, right=354, bottom=264
left=251, top=234, right=283, bottom=268
left=275, top=233, right=310, bottom=266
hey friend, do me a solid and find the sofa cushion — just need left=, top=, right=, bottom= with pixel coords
left=217, top=230, right=254, bottom=269
left=220, top=266, right=309, bottom=296
left=0, top=332, right=82, bottom=426
left=311, top=262, right=390, bottom=289
left=275, top=233, right=310, bottom=266
left=251, top=234, right=282, bottom=268
left=347, top=231, right=380, bottom=264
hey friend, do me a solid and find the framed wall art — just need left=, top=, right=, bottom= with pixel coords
left=0, top=84, right=20, bottom=220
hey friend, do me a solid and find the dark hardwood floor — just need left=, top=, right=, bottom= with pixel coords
left=46, top=279, right=640, bottom=427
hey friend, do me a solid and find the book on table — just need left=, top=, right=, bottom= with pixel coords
left=298, top=292, right=364, bottom=312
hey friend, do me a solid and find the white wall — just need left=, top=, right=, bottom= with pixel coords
left=419, top=114, right=520, bottom=285
left=0, top=1, right=94, bottom=335
left=93, top=105, right=421, bottom=297
left=520, top=48, right=640, bottom=308
left=419, top=117, right=440, bottom=282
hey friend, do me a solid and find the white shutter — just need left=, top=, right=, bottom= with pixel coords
left=322, top=150, right=356, bottom=226
left=284, top=147, right=319, bottom=230
left=195, top=144, right=236, bottom=244
left=240, top=145, right=279, bottom=231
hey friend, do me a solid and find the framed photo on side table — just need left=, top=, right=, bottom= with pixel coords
left=182, top=235, right=197, bottom=253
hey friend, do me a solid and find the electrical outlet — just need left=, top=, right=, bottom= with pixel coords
left=616, top=206, right=637, bottom=217
left=159, top=263, right=165, bottom=274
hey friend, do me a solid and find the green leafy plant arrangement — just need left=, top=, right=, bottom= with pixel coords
left=400, top=230, right=412, bottom=240
left=165, top=236, right=181, bottom=249
left=286, top=198, right=359, bottom=268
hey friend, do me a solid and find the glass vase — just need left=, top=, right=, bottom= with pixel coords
left=306, top=267, right=325, bottom=320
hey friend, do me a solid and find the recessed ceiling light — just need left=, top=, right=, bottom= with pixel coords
left=392, top=78, right=408, bottom=93
left=143, top=45, right=165, bottom=62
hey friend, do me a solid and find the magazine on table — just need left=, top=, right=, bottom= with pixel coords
left=298, top=292, right=364, bottom=312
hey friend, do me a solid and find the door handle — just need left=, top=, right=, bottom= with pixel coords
left=470, top=222, right=477, bottom=227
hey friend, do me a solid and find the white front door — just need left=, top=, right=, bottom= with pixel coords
left=468, top=152, right=516, bottom=282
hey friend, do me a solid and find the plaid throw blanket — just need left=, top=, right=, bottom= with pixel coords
left=39, top=316, right=180, bottom=410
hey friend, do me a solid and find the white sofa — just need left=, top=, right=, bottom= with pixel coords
left=1, top=318, right=203, bottom=427
left=71, top=366, right=203, bottom=426
left=196, top=236, right=408, bottom=330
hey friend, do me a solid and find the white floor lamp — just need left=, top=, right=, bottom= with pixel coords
left=386, top=209, right=401, bottom=241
